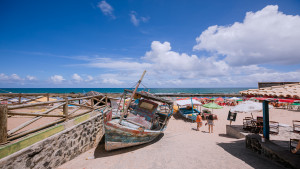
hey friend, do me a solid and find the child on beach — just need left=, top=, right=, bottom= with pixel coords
left=196, top=113, right=202, bottom=131
left=207, top=114, right=214, bottom=133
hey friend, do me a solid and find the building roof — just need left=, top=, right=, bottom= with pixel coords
left=240, top=82, right=300, bottom=99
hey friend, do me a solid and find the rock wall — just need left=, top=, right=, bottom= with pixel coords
left=0, top=113, right=104, bottom=169
left=226, top=125, right=246, bottom=139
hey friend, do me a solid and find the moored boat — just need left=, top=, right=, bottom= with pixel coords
left=103, top=71, right=173, bottom=151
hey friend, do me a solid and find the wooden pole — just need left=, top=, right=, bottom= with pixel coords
left=63, top=98, right=69, bottom=121
left=47, top=93, right=50, bottom=102
left=0, top=105, right=8, bottom=143
left=119, top=70, right=146, bottom=124
left=69, top=106, right=106, bottom=119
left=263, top=100, right=270, bottom=140
left=8, top=112, right=65, bottom=117
left=7, top=95, right=103, bottom=110
left=105, top=96, right=108, bottom=106
left=91, top=97, right=94, bottom=107
left=68, top=103, right=93, bottom=109
left=18, top=94, right=21, bottom=104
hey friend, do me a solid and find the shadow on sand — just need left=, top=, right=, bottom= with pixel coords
left=217, top=140, right=287, bottom=169
left=218, top=133, right=238, bottom=138
left=94, top=133, right=164, bottom=158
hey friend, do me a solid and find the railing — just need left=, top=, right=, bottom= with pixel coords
left=0, top=94, right=110, bottom=144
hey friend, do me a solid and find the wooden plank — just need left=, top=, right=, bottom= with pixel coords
left=69, top=105, right=106, bottom=119
left=7, top=95, right=106, bottom=110
left=8, top=100, right=65, bottom=110
left=0, top=105, right=8, bottom=143
left=94, top=97, right=106, bottom=104
left=93, top=97, right=106, bottom=107
left=68, top=106, right=82, bottom=116
left=68, top=103, right=93, bottom=109
left=7, top=103, right=65, bottom=135
left=8, top=112, right=65, bottom=117
left=18, top=96, right=43, bottom=104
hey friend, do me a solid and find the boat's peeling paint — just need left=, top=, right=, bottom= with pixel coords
left=104, top=121, right=161, bottom=151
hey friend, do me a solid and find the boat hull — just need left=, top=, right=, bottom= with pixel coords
left=178, top=108, right=200, bottom=121
left=104, top=120, right=161, bottom=151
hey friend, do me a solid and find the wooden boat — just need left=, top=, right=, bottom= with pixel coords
left=177, top=99, right=201, bottom=122
left=103, top=71, right=173, bottom=151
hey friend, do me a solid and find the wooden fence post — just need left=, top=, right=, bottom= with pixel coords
left=18, top=94, right=22, bottom=104
left=63, top=98, right=69, bottom=121
left=91, top=97, right=94, bottom=107
left=105, top=96, right=108, bottom=106
left=0, top=105, right=8, bottom=143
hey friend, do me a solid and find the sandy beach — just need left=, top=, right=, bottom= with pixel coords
left=57, top=105, right=300, bottom=169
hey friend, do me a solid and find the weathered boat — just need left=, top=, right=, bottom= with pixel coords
left=177, top=99, right=201, bottom=122
left=103, top=71, right=173, bottom=151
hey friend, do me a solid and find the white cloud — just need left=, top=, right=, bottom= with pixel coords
left=129, top=11, right=149, bottom=26
left=143, top=41, right=229, bottom=78
left=141, top=16, right=149, bottom=22
left=50, top=75, right=65, bottom=84
left=86, top=75, right=94, bottom=82
left=26, top=75, right=37, bottom=81
left=98, top=1, right=115, bottom=19
left=130, top=11, right=139, bottom=26
left=247, top=71, right=300, bottom=82
left=193, top=5, right=300, bottom=66
left=72, top=73, right=83, bottom=82
left=0, top=73, right=23, bottom=83
left=85, top=58, right=151, bottom=71
left=11, top=74, right=21, bottom=80
left=102, top=78, right=123, bottom=85
left=0, top=73, right=9, bottom=80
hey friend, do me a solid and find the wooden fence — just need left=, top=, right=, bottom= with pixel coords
left=0, top=94, right=110, bottom=144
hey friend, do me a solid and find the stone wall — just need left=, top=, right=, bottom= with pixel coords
left=226, top=125, right=246, bottom=139
left=0, top=113, right=104, bottom=169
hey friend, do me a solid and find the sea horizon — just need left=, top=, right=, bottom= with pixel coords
left=0, top=87, right=255, bottom=94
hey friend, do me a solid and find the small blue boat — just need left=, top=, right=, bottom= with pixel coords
left=177, top=99, right=202, bottom=122
left=178, top=107, right=200, bottom=121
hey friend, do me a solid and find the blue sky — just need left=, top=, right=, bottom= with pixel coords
left=1, top=0, right=300, bottom=88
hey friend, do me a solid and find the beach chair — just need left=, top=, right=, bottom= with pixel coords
left=253, top=116, right=263, bottom=134
left=293, top=120, right=300, bottom=133
left=243, top=117, right=253, bottom=131
left=269, top=121, right=279, bottom=135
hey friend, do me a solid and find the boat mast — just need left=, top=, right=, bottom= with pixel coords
left=119, top=70, right=147, bottom=124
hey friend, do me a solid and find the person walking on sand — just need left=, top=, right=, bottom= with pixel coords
left=207, top=114, right=214, bottom=133
left=196, top=113, right=202, bottom=131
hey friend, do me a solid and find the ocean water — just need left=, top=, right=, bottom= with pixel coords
left=0, top=88, right=253, bottom=94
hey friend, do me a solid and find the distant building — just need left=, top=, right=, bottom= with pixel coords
left=258, top=82, right=299, bottom=89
